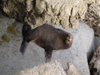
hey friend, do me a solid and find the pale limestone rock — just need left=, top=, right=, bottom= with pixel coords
left=15, top=61, right=67, bottom=75
left=34, top=0, right=87, bottom=30
left=35, top=0, right=46, bottom=14
left=67, top=62, right=81, bottom=75
left=83, top=0, right=95, bottom=4
left=2, top=0, right=100, bottom=31
left=26, top=0, right=33, bottom=12
left=95, top=0, right=100, bottom=4
left=1, top=0, right=88, bottom=30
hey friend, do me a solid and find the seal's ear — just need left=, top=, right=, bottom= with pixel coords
left=20, top=40, right=28, bottom=55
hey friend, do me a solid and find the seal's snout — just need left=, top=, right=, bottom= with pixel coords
left=67, top=33, right=73, bottom=40
left=65, top=33, right=73, bottom=47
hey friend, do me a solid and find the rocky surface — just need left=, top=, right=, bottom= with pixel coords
left=66, top=62, right=81, bottom=75
left=83, top=2, right=100, bottom=37
left=0, top=13, right=95, bottom=75
left=0, top=0, right=90, bottom=30
left=89, top=46, right=100, bottom=75
left=15, top=61, right=82, bottom=75
left=15, top=61, right=67, bottom=75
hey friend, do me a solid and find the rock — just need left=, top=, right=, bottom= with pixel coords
left=83, top=0, right=95, bottom=4
left=95, top=36, right=100, bottom=49
left=89, top=46, right=100, bottom=75
left=0, top=0, right=89, bottom=30
left=26, top=0, right=33, bottom=12
left=95, top=0, right=100, bottom=4
left=0, top=13, right=95, bottom=75
left=1, top=0, right=26, bottom=22
left=83, top=3, right=100, bottom=37
left=66, top=62, right=81, bottom=75
left=15, top=61, right=82, bottom=75
left=15, top=60, right=67, bottom=75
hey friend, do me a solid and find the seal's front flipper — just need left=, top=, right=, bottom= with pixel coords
left=20, top=41, right=28, bottom=55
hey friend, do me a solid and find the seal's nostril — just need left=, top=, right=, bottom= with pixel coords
left=66, top=38, right=71, bottom=43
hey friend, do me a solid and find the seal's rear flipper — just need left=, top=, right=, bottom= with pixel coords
left=20, top=41, right=28, bottom=55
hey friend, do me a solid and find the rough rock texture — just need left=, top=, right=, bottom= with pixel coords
left=15, top=61, right=82, bottom=75
left=89, top=46, right=100, bottom=75
left=66, top=62, right=81, bottom=75
left=0, top=0, right=89, bottom=30
left=0, top=13, right=95, bottom=75
left=83, top=2, right=100, bottom=37
left=95, top=36, right=100, bottom=49
left=0, top=0, right=26, bottom=22
left=15, top=61, right=67, bottom=75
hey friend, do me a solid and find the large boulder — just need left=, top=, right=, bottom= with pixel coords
left=0, top=14, right=95, bottom=75
left=15, top=61, right=82, bottom=75
left=15, top=61, right=67, bottom=75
